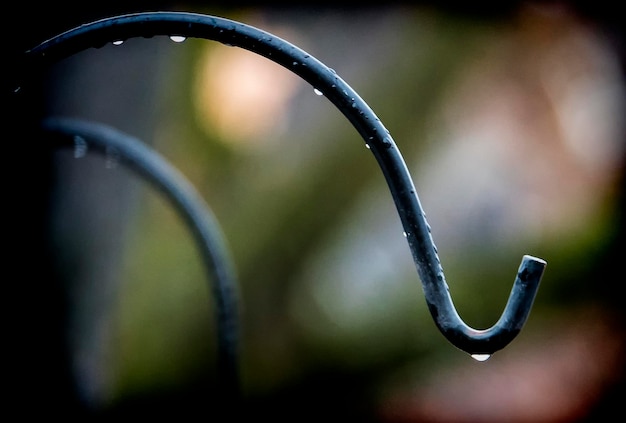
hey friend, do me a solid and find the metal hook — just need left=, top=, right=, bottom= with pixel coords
left=19, top=11, right=546, bottom=357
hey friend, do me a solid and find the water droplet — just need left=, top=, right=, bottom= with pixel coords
left=470, top=354, right=491, bottom=362
left=73, top=135, right=88, bottom=158
left=365, top=143, right=371, bottom=150
left=313, top=88, right=323, bottom=96
left=169, top=35, right=186, bottom=43
left=351, top=102, right=357, bottom=108
left=105, top=146, right=120, bottom=169
left=112, top=40, right=124, bottom=46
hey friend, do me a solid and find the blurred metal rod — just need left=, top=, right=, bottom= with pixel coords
left=21, top=11, right=546, bottom=356
left=40, top=117, right=241, bottom=399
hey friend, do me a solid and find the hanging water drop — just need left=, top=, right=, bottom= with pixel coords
left=112, top=40, right=124, bottom=46
left=170, top=35, right=186, bottom=43
left=313, top=88, right=323, bottom=96
left=105, top=146, right=120, bottom=169
left=365, top=143, right=371, bottom=150
left=73, top=135, right=88, bottom=158
left=470, top=354, right=491, bottom=362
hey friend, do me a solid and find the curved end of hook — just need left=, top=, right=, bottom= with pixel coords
left=443, top=254, right=547, bottom=357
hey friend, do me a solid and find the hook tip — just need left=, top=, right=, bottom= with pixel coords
left=522, top=254, right=547, bottom=266
left=518, top=254, right=547, bottom=286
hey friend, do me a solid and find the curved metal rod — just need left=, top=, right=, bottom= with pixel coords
left=18, top=11, right=546, bottom=356
left=40, top=117, right=241, bottom=398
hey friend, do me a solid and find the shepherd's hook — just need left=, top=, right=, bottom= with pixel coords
left=16, top=11, right=547, bottom=357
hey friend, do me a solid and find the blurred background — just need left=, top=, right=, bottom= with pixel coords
left=5, top=1, right=625, bottom=421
